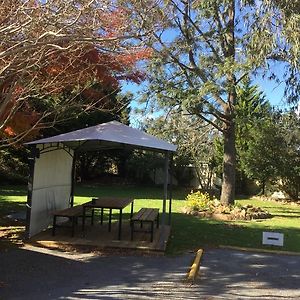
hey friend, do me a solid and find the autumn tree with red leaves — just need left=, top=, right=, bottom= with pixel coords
left=0, top=0, right=149, bottom=146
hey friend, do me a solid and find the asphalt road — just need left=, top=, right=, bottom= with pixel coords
left=1, top=246, right=300, bottom=300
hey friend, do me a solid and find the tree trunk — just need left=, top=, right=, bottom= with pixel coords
left=220, top=0, right=236, bottom=206
left=262, top=181, right=266, bottom=195
left=220, top=120, right=236, bottom=205
left=194, top=163, right=204, bottom=190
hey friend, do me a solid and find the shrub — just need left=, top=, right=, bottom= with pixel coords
left=186, top=191, right=212, bottom=211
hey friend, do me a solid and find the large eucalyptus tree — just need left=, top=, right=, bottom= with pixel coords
left=120, top=0, right=300, bottom=205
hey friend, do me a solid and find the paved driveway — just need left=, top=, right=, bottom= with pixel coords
left=0, top=246, right=300, bottom=299
left=198, top=248, right=300, bottom=299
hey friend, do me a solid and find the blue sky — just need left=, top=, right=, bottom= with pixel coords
left=254, top=77, right=286, bottom=107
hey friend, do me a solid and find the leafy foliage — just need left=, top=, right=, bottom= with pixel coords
left=0, top=147, right=29, bottom=184
left=0, top=1, right=150, bottom=146
left=234, top=81, right=275, bottom=193
left=145, top=113, right=219, bottom=189
left=236, top=105, right=300, bottom=199
left=126, top=151, right=165, bottom=185
left=213, top=81, right=299, bottom=199
left=186, top=191, right=214, bottom=211
left=271, top=112, right=300, bottom=199
left=120, top=0, right=300, bottom=205
left=0, top=87, right=132, bottom=183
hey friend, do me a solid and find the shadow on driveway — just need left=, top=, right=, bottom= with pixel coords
left=198, top=248, right=300, bottom=299
left=1, top=247, right=300, bottom=299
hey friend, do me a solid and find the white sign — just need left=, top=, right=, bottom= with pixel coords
left=262, top=232, right=284, bottom=246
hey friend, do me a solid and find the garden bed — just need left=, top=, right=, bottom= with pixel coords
left=183, top=192, right=271, bottom=221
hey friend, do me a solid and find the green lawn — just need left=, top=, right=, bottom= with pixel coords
left=1, top=184, right=300, bottom=254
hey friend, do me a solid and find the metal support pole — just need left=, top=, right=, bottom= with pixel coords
left=168, top=154, right=173, bottom=225
left=25, top=146, right=37, bottom=240
left=162, top=152, right=169, bottom=227
left=69, top=152, right=76, bottom=207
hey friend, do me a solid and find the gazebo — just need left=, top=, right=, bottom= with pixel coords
left=25, top=121, right=177, bottom=244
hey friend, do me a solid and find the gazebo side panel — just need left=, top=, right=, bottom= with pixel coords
left=29, top=145, right=74, bottom=237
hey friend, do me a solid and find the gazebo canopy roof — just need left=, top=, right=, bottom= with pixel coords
left=26, top=121, right=177, bottom=153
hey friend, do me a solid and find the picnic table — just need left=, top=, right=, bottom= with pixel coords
left=82, top=197, right=134, bottom=240
left=51, top=205, right=93, bottom=237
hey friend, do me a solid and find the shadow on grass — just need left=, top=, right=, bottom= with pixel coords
left=0, top=200, right=26, bottom=250
left=0, top=209, right=26, bottom=250
left=167, top=212, right=300, bottom=255
left=0, top=187, right=27, bottom=250
left=0, top=200, right=26, bottom=219
left=74, top=184, right=189, bottom=200
left=269, top=207, right=300, bottom=214
left=0, top=185, right=27, bottom=196
left=269, top=214, right=300, bottom=218
left=1, top=184, right=300, bottom=256
left=259, top=205, right=300, bottom=219
left=0, top=226, right=25, bottom=251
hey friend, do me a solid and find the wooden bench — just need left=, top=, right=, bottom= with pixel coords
left=52, top=205, right=94, bottom=237
left=130, top=208, right=159, bottom=242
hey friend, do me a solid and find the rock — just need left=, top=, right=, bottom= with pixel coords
left=240, top=209, right=246, bottom=218
left=212, top=199, right=221, bottom=207
left=271, top=191, right=286, bottom=199
left=198, top=211, right=207, bottom=218
left=214, top=207, right=223, bottom=214
left=212, top=213, right=232, bottom=221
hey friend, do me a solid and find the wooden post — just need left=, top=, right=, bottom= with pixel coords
left=162, top=152, right=169, bottom=227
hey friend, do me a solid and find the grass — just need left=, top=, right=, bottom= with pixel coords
left=169, top=198, right=300, bottom=254
left=73, top=184, right=188, bottom=214
left=1, top=184, right=300, bottom=255
left=0, top=185, right=27, bottom=249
